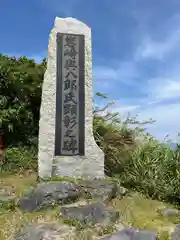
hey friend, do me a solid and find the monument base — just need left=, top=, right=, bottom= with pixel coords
left=52, top=155, right=104, bottom=179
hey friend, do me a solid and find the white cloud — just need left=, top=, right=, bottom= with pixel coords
left=111, top=100, right=180, bottom=141
left=142, top=59, right=180, bottom=102
left=148, top=78, right=180, bottom=100
left=135, top=28, right=180, bottom=61
left=137, top=102, right=180, bottom=141
left=94, top=14, right=180, bottom=98
left=111, top=104, right=141, bottom=115
left=93, top=12, right=180, bottom=141
left=93, top=61, right=139, bottom=86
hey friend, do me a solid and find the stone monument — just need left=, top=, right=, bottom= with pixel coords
left=38, top=17, right=104, bottom=179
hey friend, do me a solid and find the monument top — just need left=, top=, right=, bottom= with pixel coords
left=53, top=17, right=90, bottom=33
left=54, top=17, right=87, bottom=24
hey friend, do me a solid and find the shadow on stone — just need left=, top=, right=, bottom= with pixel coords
left=60, top=202, right=119, bottom=227
left=172, top=224, right=180, bottom=240
left=15, top=223, right=74, bottom=240
left=101, top=228, right=157, bottom=240
left=18, top=181, right=81, bottom=212
left=78, top=179, right=118, bottom=201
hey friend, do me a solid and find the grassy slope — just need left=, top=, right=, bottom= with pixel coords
left=0, top=173, right=178, bottom=240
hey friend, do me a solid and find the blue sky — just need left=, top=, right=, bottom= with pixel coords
left=1, top=0, right=180, bottom=141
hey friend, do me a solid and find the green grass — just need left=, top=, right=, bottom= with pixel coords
left=111, top=193, right=175, bottom=239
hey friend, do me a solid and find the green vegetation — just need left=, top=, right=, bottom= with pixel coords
left=1, top=53, right=180, bottom=206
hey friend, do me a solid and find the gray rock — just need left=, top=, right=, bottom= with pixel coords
left=78, top=179, right=118, bottom=201
left=18, top=181, right=80, bottom=212
left=15, top=223, right=73, bottom=240
left=116, top=185, right=129, bottom=199
left=172, top=224, right=180, bottom=240
left=162, top=208, right=180, bottom=217
left=61, top=202, right=119, bottom=226
left=101, top=228, right=157, bottom=240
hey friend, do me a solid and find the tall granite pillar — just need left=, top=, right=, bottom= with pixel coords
left=38, top=17, right=104, bottom=179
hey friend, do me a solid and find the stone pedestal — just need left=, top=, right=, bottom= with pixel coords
left=38, top=17, right=104, bottom=179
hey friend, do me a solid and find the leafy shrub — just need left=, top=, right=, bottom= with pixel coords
left=93, top=93, right=154, bottom=177
left=0, top=55, right=46, bottom=145
left=2, top=145, right=37, bottom=173
left=118, top=138, right=180, bottom=203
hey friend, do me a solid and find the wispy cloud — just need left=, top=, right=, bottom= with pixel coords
left=109, top=100, right=180, bottom=141
left=135, top=29, right=180, bottom=61
left=147, top=78, right=180, bottom=100
left=93, top=11, right=180, bottom=140
left=137, top=102, right=180, bottom=141
left=111, top=104, right=141, bottom=115
left=93, top=61, right=140, bottom=87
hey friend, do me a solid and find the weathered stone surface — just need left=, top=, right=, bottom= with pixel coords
left=162, top=208, right=180, bottom=217
left=60, top=202, right=119, bottom=226
left=15, top=223, right=74, bottom=240
left=18, top=181, right=80, bottom=212
left=78, top=179, right=118, bottom=201
left=38, top=17, right=104, bottom=179
left=116, top=184, right=129, bottom=199
left=172, top=224, right=180, bottom=240
left=101, top=228, right=157, bottom=240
